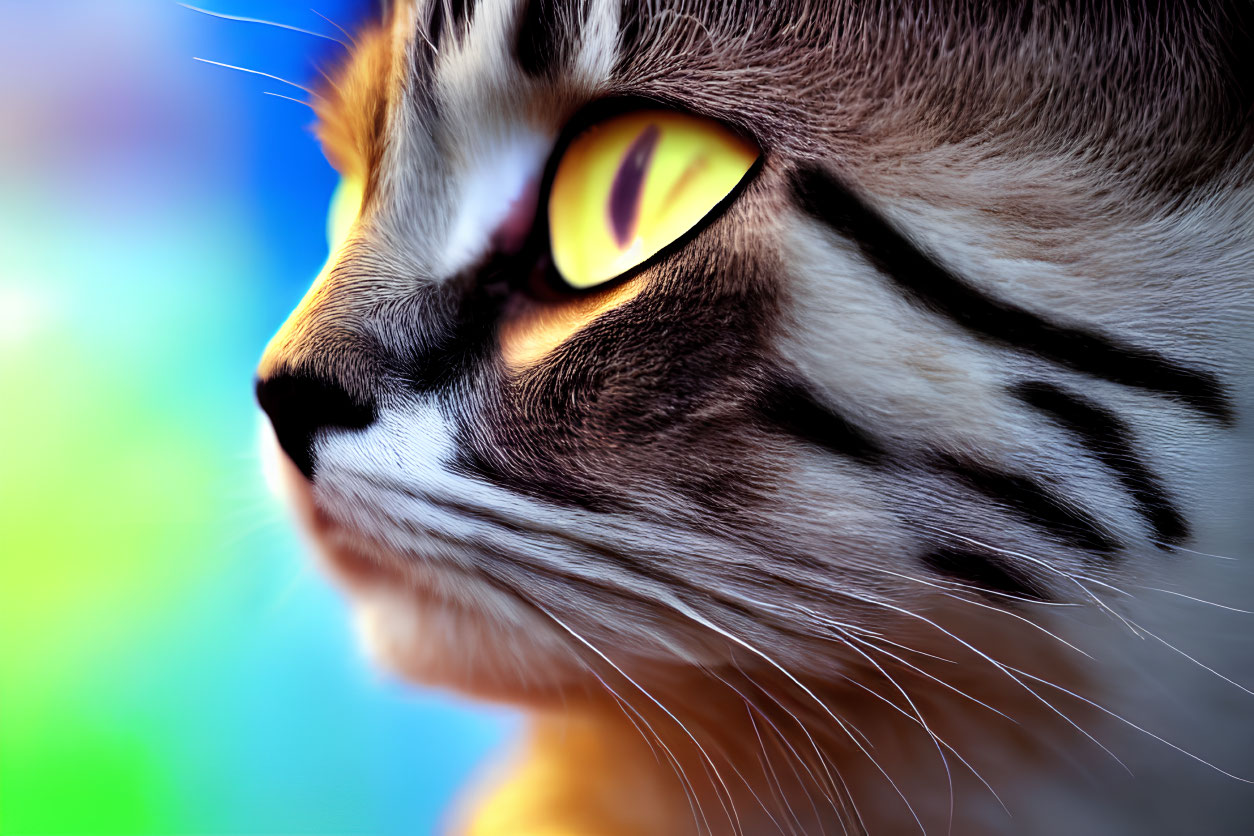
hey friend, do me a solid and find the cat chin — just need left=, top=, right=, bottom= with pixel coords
left=335, top=570, right=588, bottom=705
left=263, top=437, right=591, bottom=706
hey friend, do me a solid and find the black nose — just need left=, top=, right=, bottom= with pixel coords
left=255, top=373, right=376, bottom=480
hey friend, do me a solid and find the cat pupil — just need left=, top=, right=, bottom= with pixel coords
left=609, top=122, right=660, bottom=247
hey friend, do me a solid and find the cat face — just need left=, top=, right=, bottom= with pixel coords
left=256, top=0, right=1251, bottom=709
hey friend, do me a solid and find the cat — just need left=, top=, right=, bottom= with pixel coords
left=255, top=1, right=1254, bottom=833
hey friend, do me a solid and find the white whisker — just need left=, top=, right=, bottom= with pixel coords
left=837, top=628, right=1016, bottom=723
left=179, top=3, right=348, bottom=46
left=1123, top=616, right=1254, bottom=697
left=594, top=672, right=710, bottom=836
left=672, top=604, right=927, bottom=834
left=738, top=667, right=867, bottom=835
left=835, top=631, right=1010, bottom=816
left=921, top=526, right=1142, bottom=637
left=192, top=57, right=317, bottom=96
left=744, top=705, right=808, bottom=836
left=714, top=670, right=840, bottom=834
left=1009, top=665, right=1253, bottom=784
left=1152, top=543, right=1239, bottom=561
left=536, top=605, right=745, bottom=836
left=310, top=9, right=359, bottom=47
left=830, top=626, right=958, bottom=831
left=262, top=90, right=315, bottom=109
left=1137, top=586, right=1253, bottom=614
left=704, top=730, right=794, bottom=836
left=867, top=568, right=1094, bottom=659
left=838, top=590, right=1131, bottom=774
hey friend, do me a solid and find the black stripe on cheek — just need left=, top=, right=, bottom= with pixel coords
left=788, top=165, right=1235, bottom=425
left=515, top=0, right=583, bottom=78
left=756, top=377, right=884, bottom=463
left=922, top=546, right=1052, bottom=602
left=938, top=455, right=1120, bottom=555
left=1012, top=381, right=1190, bottom=546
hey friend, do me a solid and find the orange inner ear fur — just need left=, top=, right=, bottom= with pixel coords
left=497, top=277, right=647, bottom=372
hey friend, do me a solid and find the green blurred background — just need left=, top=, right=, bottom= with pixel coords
left=0, top=2, right=514, bottom=833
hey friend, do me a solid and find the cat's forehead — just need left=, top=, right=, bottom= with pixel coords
left=318, top=0, right=800, bottom=180
left=384, top=0, right=629, bottom=134
left=315, top=0, right=835, bottom=286
left=309, top=0, right=1251, bottom=284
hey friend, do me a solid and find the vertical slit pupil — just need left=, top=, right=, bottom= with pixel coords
left=608, top=123, right=661, bottom=248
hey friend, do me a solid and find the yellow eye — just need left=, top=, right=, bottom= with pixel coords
left=547, top=109, right=759, bottom=290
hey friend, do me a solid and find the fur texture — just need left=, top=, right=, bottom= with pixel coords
left=257, top=1, right=1254, bottom=832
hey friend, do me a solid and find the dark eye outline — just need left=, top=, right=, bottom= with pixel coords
left=517, top=96, right=765, bottom=301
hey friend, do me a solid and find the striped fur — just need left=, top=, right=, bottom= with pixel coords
left=257, top=2, right=1254, bottom=832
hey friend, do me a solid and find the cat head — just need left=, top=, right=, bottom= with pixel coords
left=257, top=0, right=1250, bottom=705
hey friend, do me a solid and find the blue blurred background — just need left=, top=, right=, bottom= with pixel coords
left=0, top=2, right=515, bottom=833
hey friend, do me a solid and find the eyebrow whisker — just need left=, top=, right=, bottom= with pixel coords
left=262, top=91, right=315, bottom=110
left=179, top=3, right=349, bottom=48
left=192, top=57, right=317, bottom=97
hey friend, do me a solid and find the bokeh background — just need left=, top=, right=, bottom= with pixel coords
left=0, top=2, right=516, bottom=833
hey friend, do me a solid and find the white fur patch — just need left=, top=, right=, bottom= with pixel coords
left=439, top=127, right=551, bottom=275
